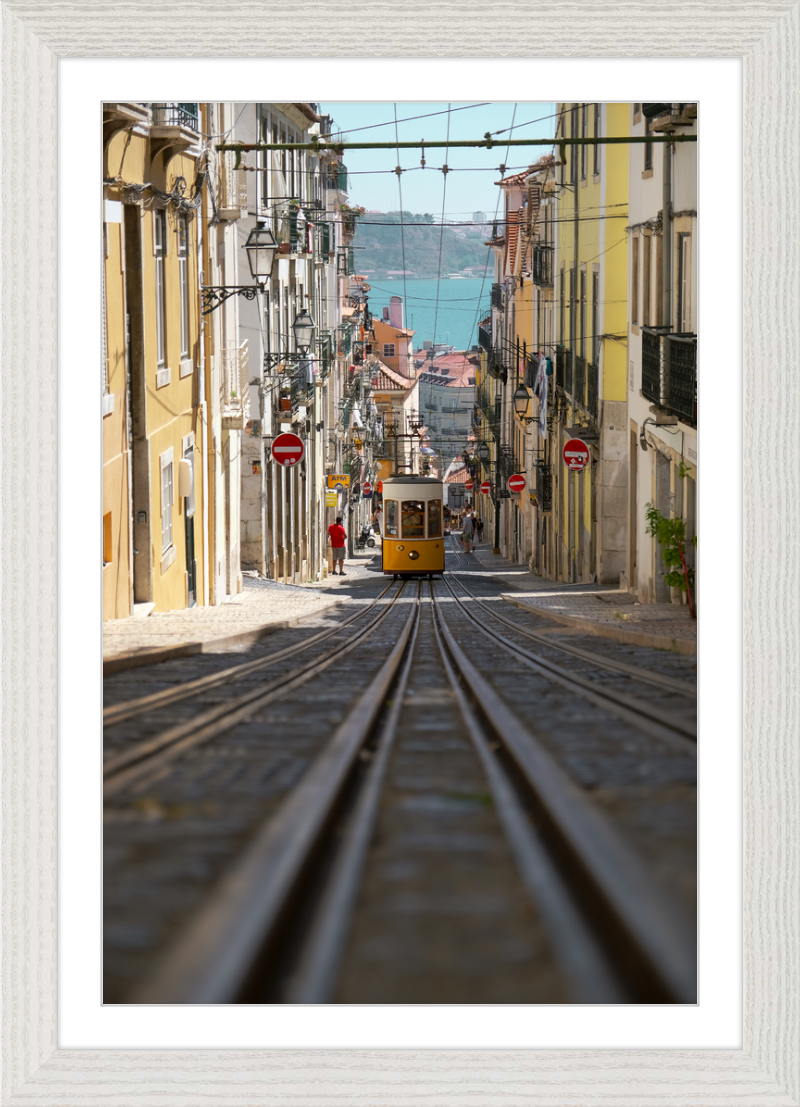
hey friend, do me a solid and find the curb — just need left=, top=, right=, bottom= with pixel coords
left=103, top=597, right=343, bottom=676
left=500, top=594, right=697, bottom=656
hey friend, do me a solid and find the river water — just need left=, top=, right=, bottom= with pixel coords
left=365, top=277, right=492, bottom=353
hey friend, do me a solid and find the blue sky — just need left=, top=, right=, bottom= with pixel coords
left=319, top=102, right=557, bottom=219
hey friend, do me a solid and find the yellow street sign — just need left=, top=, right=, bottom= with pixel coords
left=327, top=473, right=350, bottom=488
left=325, top=492, right=338, bottom=506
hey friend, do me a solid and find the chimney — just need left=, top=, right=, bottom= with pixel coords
left=389, top=295, right=403, bottom=329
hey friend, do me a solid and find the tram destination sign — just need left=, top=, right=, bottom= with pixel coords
left=272, top=432, right=304, bottom=467
left=562, top=438, right=590, bottom=473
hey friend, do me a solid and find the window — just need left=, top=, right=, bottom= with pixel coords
left=579, top=269, right=586, bottom=359
left=631, top=235, right=640, bottom=326
left=642, top=234, right=652, bottom=325
left=154, top=210, right=167, bottom=367
left=644, top=117, right=653, bottom=172
left=401, top=500, right=425, bottom=539
left=570, top=106, right=578, bottom=183
left=178, top=215, right=190, bottom=359
left=591, top=271, right=599, bottom=363
left=160, top=448, right=174, bottom=554
left=580, top=103, right=588, bottom=180
left=385, top=499, right=399, bottom=537
left=677, top=233, right=692, bottom=331
left=103, top=512, right=112, bottom=565
left=655, top=235, right=663, bottom=325
left=593, top=104, right=601, bottom=175
left=427, top=499, right=442, bottom=538
left=569, top=268, right=576, bottom=350
left=383, top=343, right=396, bottom=358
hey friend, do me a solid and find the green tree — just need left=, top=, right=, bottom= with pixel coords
left=644, top=503, right=697, bottom=618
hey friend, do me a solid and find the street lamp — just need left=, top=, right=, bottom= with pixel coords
left=292, top=308, right=316, bottom=351
left=476, top=442, right=490, bottom=462
left=513, top=385, right=534, bottom=424
left=201, top=220, right=278, bottom=314
left=243, top=221, right=278, bottom=288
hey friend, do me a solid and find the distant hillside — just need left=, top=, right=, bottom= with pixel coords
left=352, top=211, right=492, bottom=279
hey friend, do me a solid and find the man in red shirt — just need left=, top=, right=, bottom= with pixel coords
left=328, top=516, right=347, bottom=576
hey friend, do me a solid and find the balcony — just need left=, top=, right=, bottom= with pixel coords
left=532, top=245, right=553, bottom=287
left=221, top=340, right=250, bottom=429
left=555, top=345, right=567, bottom=390
left=491, top=283, right=503, bottom=309
left=641, top=327, right=697, bottom=426
left=150, top=103, right=200, bottom=149
left=478, top=322, right=492, bottom=352
left=574, top=354, right=586, bottom=405
left=536, top=460, right=553, bottom=511
left=326, top=162, right=348, bottom=194
left=587, top=361, right=598, bottom=417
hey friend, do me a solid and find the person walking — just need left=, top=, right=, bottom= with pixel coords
left=372, top=504, right=383, bottom=535
left=328, top=515, right=347, bottom=576
left=461, top=510, right=474, bottom=554
left=476, top=516, right=484, bottom=544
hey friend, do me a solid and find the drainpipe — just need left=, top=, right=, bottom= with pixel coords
left=662, top=134, right=672, bottom=328
left=199, top=105, right=213, bottom=606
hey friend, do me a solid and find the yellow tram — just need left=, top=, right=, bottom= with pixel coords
left=381, top=475, right=446, bottom=578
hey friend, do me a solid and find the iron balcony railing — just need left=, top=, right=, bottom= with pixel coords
left=536, top=460, right=553, bottom=512
left=478, top=323, right=492, bottom=351
left=555, top=345, right=567, bottom=390
left=642, top=103, right=672, bottom=119
left=574, top=354, right=586, bottom=406
left=587, top=361, right=599, bottom=417
left=641, top=326, right=697, bottom=426
left=491, top=283, right=503, bottom=309
left=151, top=103, right=199, bottom=130
left=532, top=245, right=554, bottom=287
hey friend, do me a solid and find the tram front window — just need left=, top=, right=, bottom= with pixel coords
left=385, top=499, right=398, bottom=537
left=427, top=498, right=442, bottom=538
left=401, top=500, right=425, bottom=538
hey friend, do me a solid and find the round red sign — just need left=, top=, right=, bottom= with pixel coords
left=508, top=473, right=526, bottom=493
left=480, top=479, right=492, bottom=495
left=272, top=432, right=305, bottom=467
left=362, top=481, right=371, bottom=496
left=562, top=438, right=590, bottom=472
left=465, top=481, right=474, bottom=491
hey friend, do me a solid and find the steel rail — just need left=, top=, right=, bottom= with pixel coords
left=104, top=579, right=397, bottom=727
left=286, top=585, right=424, bottom=1003
left=430, top=582, right=696, bottom=1003
left=128, top=585, right=423, bottom=1004
left=103, top=582, right=409, bottom=798
left=427, top=585, right=626, bottom=1003
left=446, top=547, right=696, bottom=700
left=439, top=573, right=696, bottom=751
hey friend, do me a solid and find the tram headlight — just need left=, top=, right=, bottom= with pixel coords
left=396, top=544, right=404, bottom=551
left=408, top=550, right=420, bottom=560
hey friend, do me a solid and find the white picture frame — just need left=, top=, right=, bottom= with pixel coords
left=2, top=3, right=797, bottom=1103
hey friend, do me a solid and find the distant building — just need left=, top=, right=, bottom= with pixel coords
left=473, top=211, right=487, bottom=223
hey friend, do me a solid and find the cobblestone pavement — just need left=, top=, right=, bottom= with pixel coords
left=103, top=572, right=349, bottom=670
left=459, top=541, right=697, bottom=651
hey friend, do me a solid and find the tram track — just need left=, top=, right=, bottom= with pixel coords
left=447, top=535, right=696, bottom=701
left=103, top=579, right=408, bottom=798
left=124, top=579, right=695, bottom=1006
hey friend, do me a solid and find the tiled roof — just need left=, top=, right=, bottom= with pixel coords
left=445, top=465, right=470, bottom=484
left=495, top=169, right=532, bottom=187
left=368, top=358, right=412, bottom=391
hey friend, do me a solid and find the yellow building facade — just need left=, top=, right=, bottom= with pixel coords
left=103, top=103, right=206, bottom=619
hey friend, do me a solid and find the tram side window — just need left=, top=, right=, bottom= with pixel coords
left=401, top=500, right=425, bottom=538
left=385, top=500, right=398, bottom=536
left=427, top=498, right=442, bottom=538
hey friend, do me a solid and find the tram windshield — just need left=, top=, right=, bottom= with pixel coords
left=401, top=500, right=425, bottom=538
left=427, top=499, right=442, bottom=538
left=384, top=500, right=398, bottom=537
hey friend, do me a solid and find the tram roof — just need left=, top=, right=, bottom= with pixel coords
left=382, top=475, right=442, bottom=485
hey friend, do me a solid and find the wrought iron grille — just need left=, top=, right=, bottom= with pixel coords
left=665, top=334, right=697, bottom=425
left=587, top=361, right=599, bottom=417
left=478, top=324, right=492, bottom=351
left=641, top=326, right=670, bottom=405
left=532, top=245, right=554, bottom=287
left=574, top=354, right=586, bottom=405
left=537, top=461, right=553, bottom=512
left=151, top=103, right=199, bottom=129
left=556, top=345, right=566, bottom=390
left=491, top=283, right=503, bottom=309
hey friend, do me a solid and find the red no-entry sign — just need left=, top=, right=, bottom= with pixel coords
left=465, top=480, right=474, bottom=491
left=272, top=432, right=305, bottom=467
left=480, top=479, right=491, bottom=495
left=508, top=473, right=526, bottom=493
left=362, top=481, right=372, bottom=496
left=563, top=438, right=590, bottom=472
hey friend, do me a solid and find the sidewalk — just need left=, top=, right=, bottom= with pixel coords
left=465, top=544, right=697, bottom=655
left=103, top=573, right=345, bottom=674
